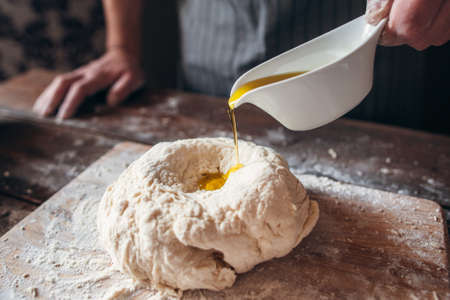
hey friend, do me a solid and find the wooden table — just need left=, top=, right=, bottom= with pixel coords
left=0, top=68, right=449, bottom=237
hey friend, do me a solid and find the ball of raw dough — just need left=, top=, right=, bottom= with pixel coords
left=97, top=138, right=319, bottom=291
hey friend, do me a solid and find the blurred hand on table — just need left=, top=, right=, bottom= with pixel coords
left=33, top=48, right=145, bottom=119
left=33, top=0, right=144, bottom=119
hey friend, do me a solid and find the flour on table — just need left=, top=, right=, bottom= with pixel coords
left=97, top=138, right=319, bottom=292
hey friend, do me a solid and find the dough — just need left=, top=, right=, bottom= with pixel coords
left=97, top=138, right=319, bottom=291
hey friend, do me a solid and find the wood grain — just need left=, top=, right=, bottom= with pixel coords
left=0, top=113, right=119, bottom=203
left=0, top=69, right=56, bottom=111
left=0, top=142, right=448, bottom=299
left=0, top=195, right=36, bottom=236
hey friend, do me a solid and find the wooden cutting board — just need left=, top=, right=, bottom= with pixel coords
left=0, top=142, right=448, bottom=299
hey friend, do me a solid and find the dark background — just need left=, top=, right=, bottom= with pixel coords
left=0, top=0, right=448, bottom=135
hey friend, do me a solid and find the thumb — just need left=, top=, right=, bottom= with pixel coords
left=365, top=0, right=394, bottom=25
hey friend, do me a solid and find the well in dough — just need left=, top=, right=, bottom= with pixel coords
left=97, top=138, right=319, bottom=291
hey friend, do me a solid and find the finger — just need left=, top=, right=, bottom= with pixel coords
left=56, top=80, right=89, bottom=120
left=32, top=72, right=82, bottom=116
left=427, top=0, right=450, bottom=46
left=57, top=72, right=119, bottom=119
left=379, top=28, right=405, bottom=46
left=107, top=72, right=145, bottom=107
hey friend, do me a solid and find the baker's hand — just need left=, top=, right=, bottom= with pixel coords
left=366, top=0, right=450, bottom=50
left=33, top=48, right=145, bottom=119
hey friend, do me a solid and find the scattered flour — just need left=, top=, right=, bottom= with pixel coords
left=328, top=148, right=337, bottom=159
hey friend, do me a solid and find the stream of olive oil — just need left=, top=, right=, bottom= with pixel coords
left=199, top=71, right=307, bottom=191
left=228, top=108, right=240, bottom=165
left=227, top=71, right=307, bottom=166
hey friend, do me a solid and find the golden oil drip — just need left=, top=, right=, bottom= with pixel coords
left=198, top=164, right=243, bottom=191
left=198, top=71, right=307, bottom=191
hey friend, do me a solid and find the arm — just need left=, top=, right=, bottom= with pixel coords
left=33, top=0, right=145, bottom=119
left=366, top=0, right=449, bottom=50
left=104, top=0, right=141, bottom=58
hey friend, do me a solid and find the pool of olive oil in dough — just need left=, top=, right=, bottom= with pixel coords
left=198, top=71, right=307, bottom=191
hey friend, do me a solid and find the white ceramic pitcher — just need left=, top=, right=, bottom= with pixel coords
left=230, top=15, right=387, bottom=131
